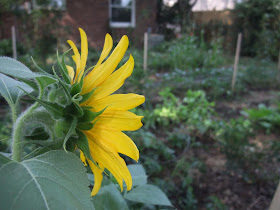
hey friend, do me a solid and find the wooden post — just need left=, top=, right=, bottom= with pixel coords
left=231, top=33, right=242, bottom=92
left=11, top=26, right=17, bottom=60
left=277, top=50, right=280, bottom=81
left=143, top=32, right=148, bottom=71
left=269, top=182, right=280, bottom=210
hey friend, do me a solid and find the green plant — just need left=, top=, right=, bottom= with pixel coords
left=149, top=35, right=224, bottom=71
left=242, top=104, right=280, bottom=133
left=206, top=195, right=228, bottom=210
left=234, top=0, right=280, bottom=59
left=180, top=90, right=216, bottom=135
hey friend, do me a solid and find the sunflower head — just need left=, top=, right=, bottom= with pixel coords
left=58, top=28, right=145, bottom=196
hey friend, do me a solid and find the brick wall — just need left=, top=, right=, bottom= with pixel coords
left=63, top=0, right=158, bottom=48
left=0, top=0, right=157, bottom=49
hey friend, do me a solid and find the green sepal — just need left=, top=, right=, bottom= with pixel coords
left=20, top=88, right=65, bottom=120
left=57, top=50, right=71, bottom=84
left=66, top=94, right=84, bottom=117
left=62, top=117, right=78, bottom=151
left=81, top=106, right=93, bottom=110
left=34, top=99, right=65, bottom=120
left=52, top=66, right=72, bottom=101
left=69, top=64, right=95, bottom=97
left=78, top=107, right=106, bottom=124
left=31, top=56, right=48, bottom=74
left=70, top=70, right=87, bottom=96
left=35, top=76, right=57, bottom=97
left=80, top=88, right=96, bottom=104
left=75, top=129, right=94, bottom=163
left=77, top=123, right=94, bottom=131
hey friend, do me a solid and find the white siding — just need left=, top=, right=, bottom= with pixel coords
left=192, top=0, right=243, bottom=11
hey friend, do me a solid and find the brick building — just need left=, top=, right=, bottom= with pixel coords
left=0, top=0, right=158, bottom=48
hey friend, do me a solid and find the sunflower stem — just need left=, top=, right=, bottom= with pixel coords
left=12, top=103, right=39, bottom=162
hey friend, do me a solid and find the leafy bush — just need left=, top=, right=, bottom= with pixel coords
left=234, top=0, right=280, bottom=59
left=149, top=35, right=224, bottom=71
left=243, top=104, right=280, bottom=133
left=241, top=61, right=279, bottom=90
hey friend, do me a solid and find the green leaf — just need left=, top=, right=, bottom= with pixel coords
left=124, top=184, right=172, bottom=206
left=92, top=183, right=129, bottom=210
left=0, top=57, right=38, bottom=79
left=0, top=73, right=33, bottom=106
left=21, top=89, right=65, bottom=120
left=127, top=164, right=147, bottom=187
left=0, top=153, right=11, bottom=168
left=0, top=150, right=94, bottom=210
left=19, top=78, right=39, bottom=92
left=25, top=127, right=50, bottom=141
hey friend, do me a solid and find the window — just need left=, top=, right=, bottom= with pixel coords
left=109, top=0, right=136, bottom=28
left=32, top=0, right=66, bottom=10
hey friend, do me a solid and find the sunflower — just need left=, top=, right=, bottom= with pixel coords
left=66, top=28, right=145, bottom=196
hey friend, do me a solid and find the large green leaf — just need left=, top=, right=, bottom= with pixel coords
left=124, top=184, right=172, bottom=207
left=0, top=153, right=11, bottom=168
left=0, top=150, right=94, bottom=210
left=92, top=183, right=129, bottom=210
left=127, top=164, right=147, bottom=187
left=0, top=73, right=33, bottom=106
left=0, top=57, right=38, bottom=79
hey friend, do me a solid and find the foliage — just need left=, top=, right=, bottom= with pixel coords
left=180, top=90, right=216, bottom=135
left=234, top=0, right=280, bottom=59
left=243, top=104, right=280, bottom=133
left=150, top=35, right=224, bottom=70
left=240, top=60, right=279, bottom=90
left=0, top=47, right=172, bottom=209
left=0, top=150, right=94, bottom=209
left=217, top=117, right=253, bottom=164
left=206, top=195, right=228, bottom=210
left=0, top=39, right=26, bottom=57
left=91, top=164, right=172, bottom=209
left=157, top=0, right=197, bottom=35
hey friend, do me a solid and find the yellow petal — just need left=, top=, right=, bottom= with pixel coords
left=66, top=65, right=75, bottom=84
left=78, top=28, right=88, bottom=82
left=82, top=34, right=113, bottom=88
left=87, top=136, right=132, bottom=191
left=67, top=40, right=81, bottom=74
left=83, top=35, right=129, bottom=93
left=87, top=93, right=145, bottom=112
left=95, top=34, right=113, bottom=67
left=94, top=110, right=143, bottom=131
left=80, top=151, right=87, bottom=166
left=87, top=128, right=139, bottom=161
left=87, top=55, right=134, bottom=101
left=88, top=160, right=104, bottom=196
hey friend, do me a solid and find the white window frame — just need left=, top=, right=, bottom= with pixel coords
left=109, top=0, right=136, bottom=28
left=32, top=0, right=66, bottom=10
